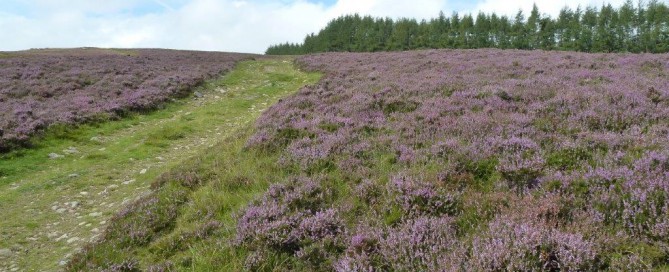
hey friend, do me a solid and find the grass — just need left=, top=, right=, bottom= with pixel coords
left=0, top=57, right=321, bottom=271
left=67, top=126, right=289, bottom=271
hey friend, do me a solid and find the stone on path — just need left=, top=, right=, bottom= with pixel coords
left=63, top=147, right=79, bottom=154
left=48, top=153, right=64, bottom=159
left=89, top=212, right=102, bottom=217
left=0, top=248, right=11, bottom=257
left=122, top=179, right=135, bottom=185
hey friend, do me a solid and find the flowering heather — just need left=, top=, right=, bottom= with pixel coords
left=335, top=216, right=457, bottom=272
left=465, top=195, right=600, bottom=271
left=389, top=174, right=460, bottom=216
left=0, top=48, right=253, bottom=151
left=236, top=176, right=346, bottom=270
left=239, top=49, right=669, bottom=270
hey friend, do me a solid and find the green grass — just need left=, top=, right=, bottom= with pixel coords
left=0, top=57, right=320, bottom=271
left=67, top=127, right=290, bottom=271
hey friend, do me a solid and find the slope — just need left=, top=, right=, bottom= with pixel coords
left=0, top=57, right=320, bottom=271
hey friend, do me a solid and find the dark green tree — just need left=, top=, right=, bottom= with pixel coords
left=460, top=14, right=475, bottom=48
left=538, top=17, right=556, bottom=50
left=594, top=4, right=618, bottom=52
left=527, top=4, right=541, bottom=49
left=556, top=6, right=575, bottom=50
left=449, top=12, right=462, bottom=48
left=512, top=10, right=530, bottom=49
left=474, top=12, right=492, bottom=48
left=618, top=0, right=637, bottom=52
left=388, top=18, right=419, bottom=50
left=578, top=6, right=598, bottom=52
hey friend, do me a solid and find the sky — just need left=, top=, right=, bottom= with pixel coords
left=0, top=0, right=629, bottom=54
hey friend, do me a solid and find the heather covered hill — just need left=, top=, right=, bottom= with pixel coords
left=69, top=49, right=669, bottom=270
left=0, top=57, right=320, bottom=271
left=240, top=49, right=669, bottom=270
left=0, top=48, right=254, bottom=151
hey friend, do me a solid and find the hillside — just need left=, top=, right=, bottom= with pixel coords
left=0, top=48, right=253, bottom=152
left=66, top=49, right=669, bottom=271
left=0, top=53, right=320, bottom=271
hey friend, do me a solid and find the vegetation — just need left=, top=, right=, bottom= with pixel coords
left=234, top=49, right=669, bottom=270
left=64, top=48, right=669, bottom=271
left=58, top=58, right=321, bottom=271
left=0, top=57, right=320, bottom=271
left=2, top=8, right=669, bottom=268
left=267, top=0, right=669, bottom=54
left=0, top=48, right=253, bottom=152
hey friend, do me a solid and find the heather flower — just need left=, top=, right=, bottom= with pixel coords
left=389, top=174, right=460, bottom=217
left=394, top=144, right=416, bottom=164
left=468, top=213, right=598, bottom=271
left=335, top=216, right=456, bottom=272
left=297, top=209, right=343, bottom=241
left=236, top=176, right=345, bottom=267
left=101, top=259, right=140, bottom=272
left=378, top=216, right=456, bottom=271
left=355, top=179, right=383, bottom=205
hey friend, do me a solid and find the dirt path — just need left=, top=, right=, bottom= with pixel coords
left=0, top=57, right=319, bottom=271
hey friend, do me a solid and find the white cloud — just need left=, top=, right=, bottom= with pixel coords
left=0, top=0, right=634, bottom=54
left=0, top=0, right=333, bottom=53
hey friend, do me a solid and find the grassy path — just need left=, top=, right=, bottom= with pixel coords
left=0, top=57, right=320, bottom=271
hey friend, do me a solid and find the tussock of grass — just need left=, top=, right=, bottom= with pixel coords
left=145, top=124, right=194, bottom=147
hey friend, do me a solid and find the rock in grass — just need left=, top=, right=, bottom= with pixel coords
left=48, top=153, right=64, bottom=159
left=63, top=147, right=79, bottom=154
left=0, top=248, right=11, bottom=257
left=89, top=212, right=102, bottom=217
left=122, top=179, right=135, bottom=185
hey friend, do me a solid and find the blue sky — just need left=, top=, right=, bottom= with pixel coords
left=0, top=0, right=189, bottom=16
left=0, top=0, right=625, bottom=54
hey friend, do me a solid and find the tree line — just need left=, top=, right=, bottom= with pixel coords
left=266, top=0, right=669, bottom=55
